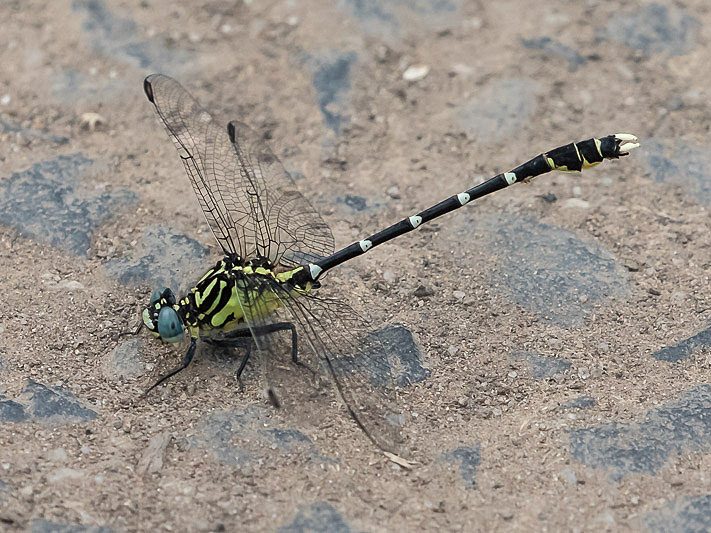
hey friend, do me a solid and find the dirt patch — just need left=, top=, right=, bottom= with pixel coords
left=1, top=0, right=711, bottom=531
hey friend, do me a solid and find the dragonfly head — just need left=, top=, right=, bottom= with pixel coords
left=142, top=287, right=184, bottom=343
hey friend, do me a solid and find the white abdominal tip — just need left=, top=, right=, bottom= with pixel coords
left=619, top=142, right=640, bottom=154
left=614, top=133, right=638, bottom=142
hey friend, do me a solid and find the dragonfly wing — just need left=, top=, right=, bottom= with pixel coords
left=269, top=287, right=405, bottom=453
left=227, top=120, right=334, bottom=267
left=143, top=74, right=246, bottom=257
left=144, top=73, right=334, bottom=266
left=231, top=277, right=404, bottom=453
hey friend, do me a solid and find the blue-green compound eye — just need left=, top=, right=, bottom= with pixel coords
left=150, top=287, right=168, bottom=305
left=157, top=307, right=183, bottom=342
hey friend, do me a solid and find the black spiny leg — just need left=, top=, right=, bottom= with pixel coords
left=221, top=322, right=300, bottom=364
left=117, top=321, right=144, bottom=340
left=145, top=337, right=197, bottom=395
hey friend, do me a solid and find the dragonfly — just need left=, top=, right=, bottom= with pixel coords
left=137, top=73, right=639, bottom=453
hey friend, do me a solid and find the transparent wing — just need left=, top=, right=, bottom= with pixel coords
left=227, top=121, right=334, bottom=266
left=277, top=290, right=405, bottom=453
left=144, top=74, right=334, bottom=266
left=144, top=73, right=243, bottom=256
left=234, top=277, right=404, bottom=453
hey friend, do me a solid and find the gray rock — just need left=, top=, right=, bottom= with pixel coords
left=31, top=519, right=113, bottom=533
left=642, top=138, right=711, bottom=208
left=337, top=194, right=368, bottom=212
left=71, top=0, right=192, bottom=72
left=451, top=213, right=628, bottom=327
left=511, top=351, right=571, bottom=379
left=374, top=325, right=429, bottom=386
left=104, top=224, right=211, bottom=293
left=338, top=0, right=462, bottom=43
left=521, top=37, right=586, bottom=71
left=561, top=396, right=596, bottom=410
left=185, top=406, right=324, bottom=466
left=0, top=396, right=28, bottom=423
left=308, top=51, right=357, bottom=134
left=24, top=380, right=98, bottom=424
left=0, top=154, right=136, bottom=256
left=137, top=431, right=171, bottom=476
left=604, top=3, right=699, bottom=56
left=646, top=494, right=711, bottom=533
left=569, top=385, right=711, bottom=480
left=0, top=113, right=69, bottom=144
left=334, top=324, right=429, bottom=387
left=104, top=338, right=144, bottom=381
left=652, top=326, right=711, bottom=362
left=441, top=444, right=481, bottom=488
left=278, top=502, right=352, bottom=533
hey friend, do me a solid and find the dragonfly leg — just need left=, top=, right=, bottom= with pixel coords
left=221, top=322, right=299, bottom=363
left=117, top=320, right=144, bottom=340
left=220, top=322, right=315, bottom=378
left=145, top=337, right=197, bottom=394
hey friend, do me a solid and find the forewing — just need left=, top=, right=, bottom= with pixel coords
left=227, top=121, right=334, bottom=267
left=144, top=74, right=246, bottom=256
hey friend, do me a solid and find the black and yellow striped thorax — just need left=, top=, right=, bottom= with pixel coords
left=176, top=255, right=314, bottom=334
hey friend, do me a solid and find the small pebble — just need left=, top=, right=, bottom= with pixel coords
left=403, top=65, right=430, bottom=81
left=80, top=112, right=106, bottom=131
left=113, top=419, right=123, bottom=430
left=561, top=198, right=590, bottom=209
left=413, top=285, right=434, bottom=298
left=50, top=280, right=85, bottom=291
left=383, top=270, right=396, bottom=282
left=47, top=448, right=68, bottom=462
left=508, top=371, right=518, bottom=379
left=453, top=290, right=465, bottom=300
left=447, top=345, right=458, bottom=356
left=1, top=94, right=10, bottom=105
left=457, top=397, right=469, bottom=407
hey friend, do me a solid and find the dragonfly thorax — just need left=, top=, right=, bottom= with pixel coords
left=142, top=255, right=318, bottom=343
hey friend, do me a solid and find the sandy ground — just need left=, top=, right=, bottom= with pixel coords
left=1, top=0, right=711, bottom=531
